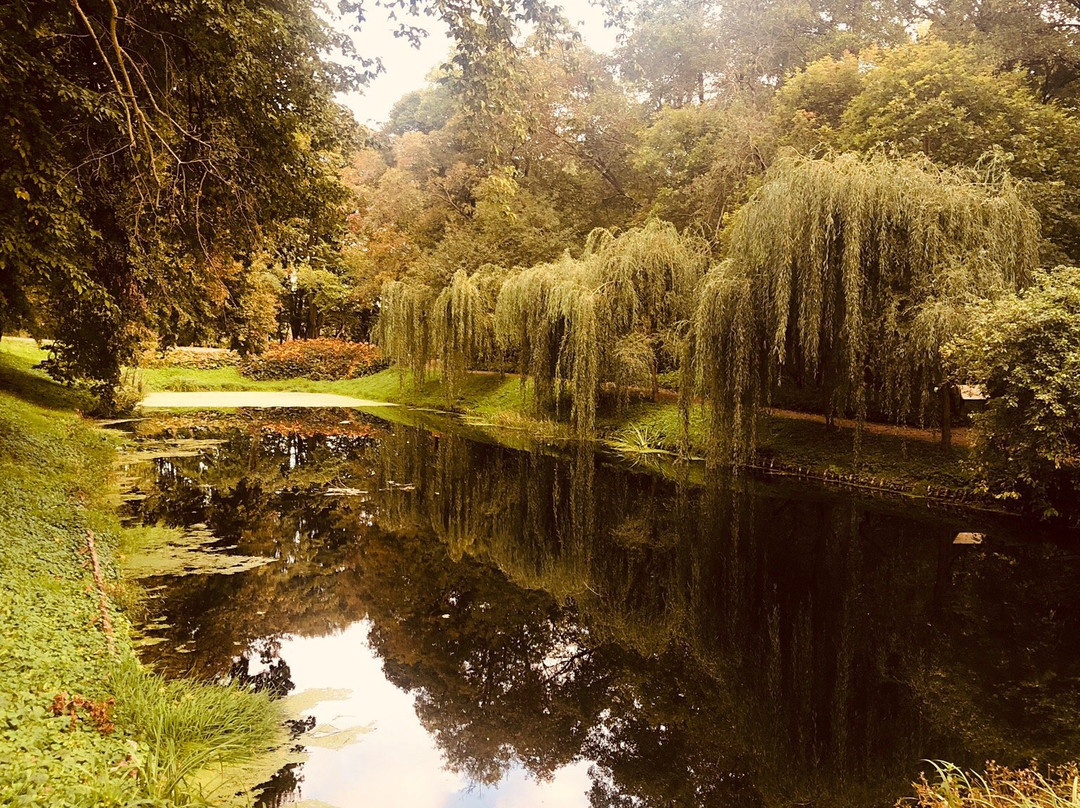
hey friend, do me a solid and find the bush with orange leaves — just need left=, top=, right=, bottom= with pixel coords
left=239, top=338, right=387, bottom=381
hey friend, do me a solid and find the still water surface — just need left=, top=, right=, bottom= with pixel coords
left=120, top=410, right=1080, bottom=808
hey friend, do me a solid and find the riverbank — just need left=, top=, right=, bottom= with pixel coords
left=134, top=349, right=983, bottom=509
left=0, top=346, right=280, bottom=806
left=0, top=338, right=988, bottom=509
left=0, top=339, right=1070, bottom=808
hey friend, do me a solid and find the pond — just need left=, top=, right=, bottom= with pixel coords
left=118, top=409, right=1080, bottom=808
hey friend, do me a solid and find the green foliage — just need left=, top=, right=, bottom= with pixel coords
left=433, top=269, right=500, bottom=400
left=928, top=0, right=1080, bottom=104
left=772, top=51, right=864, bottom=142
left=0, top=377, right=278, bottom=806
left=842, top=39, right=1080, bottom=263
left=240, top=339, right=385, bottom=381
left=226, top=258, right=284, bottom=356
left=110, top=658, right=278, bottom=804
left=379, top=279, right=436, bottom=389
left=0, top=0, right=360, bottom=394
left=615, top=0, right=719, bottom=109
left=492, top=220, right=710, bottom=433
left=631, top=100, right=773, bottom=236
left=692, top=151, right=1038, bottom=464
left=946, top=266, right=1080, bottom=517
left=779, top=40, right=1080, bottom=263
left=282, top=263, right=362, bottom=341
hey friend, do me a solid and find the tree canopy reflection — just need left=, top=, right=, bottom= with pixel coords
left=125, top=413, right=1080, bottom=808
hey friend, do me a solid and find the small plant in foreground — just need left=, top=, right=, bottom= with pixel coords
left=50, top=691, right=116, bottom=734
left=910, top=761, right=1080, bottom=808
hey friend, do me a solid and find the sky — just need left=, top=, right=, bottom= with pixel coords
left=265, top=621, right=595, bottom=807
left=326, top=1, right=621, bottom=128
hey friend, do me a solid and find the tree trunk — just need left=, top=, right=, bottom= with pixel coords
left=940, top=384, right=952, bottom=451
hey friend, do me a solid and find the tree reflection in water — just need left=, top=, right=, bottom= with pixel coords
left=123, top=412, right=1080, bottom=808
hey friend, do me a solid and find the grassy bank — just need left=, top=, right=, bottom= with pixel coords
left=0, top=338, right=980, bottom=503
left=132, top=350, right=978, bottom=502
left=0, top=342, right=280, bottom=806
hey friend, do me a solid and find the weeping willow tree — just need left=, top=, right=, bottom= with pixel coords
left=495, top=220, right=710, bottom=434
left=693, top=151, right=1039, bottom=464
left=378, top=278, right=435, bottom=389
left=432, top=267, right=502, bottom=400
left=495, top=257, right=573, bottom=415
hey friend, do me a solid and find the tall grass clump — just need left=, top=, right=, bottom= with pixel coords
left=915, top=761, right=1080, bottom=808
left=110, top=657, right=279, bottom=803
left=692, top=151, right=1039, bottom=465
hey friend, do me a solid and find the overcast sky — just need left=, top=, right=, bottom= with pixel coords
left=327, top=0, right=621, bottom=128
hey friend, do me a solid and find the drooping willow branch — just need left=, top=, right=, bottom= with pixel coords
left=379, top=279, right=435, bottom=388
left=691, top=151, right=1040, bottom=466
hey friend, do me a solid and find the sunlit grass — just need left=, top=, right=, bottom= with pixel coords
left=0, top=338, right=977, bottom=495
left=111, top=658, right=278, bottom=804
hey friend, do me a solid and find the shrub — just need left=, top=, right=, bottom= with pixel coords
left=946, top=267, right=1080, bottom=518
left=239, top=338, right=386, bottom=381
left=142, top=346, right=238, bottom=370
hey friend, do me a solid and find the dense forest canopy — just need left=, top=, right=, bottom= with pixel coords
left=368, top=2, right=1080, bottom=457
left=4, top=0, right=1080, bottom=501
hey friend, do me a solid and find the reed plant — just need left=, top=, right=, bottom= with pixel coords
left=110, top=657, right=279, bottom=804
left=914, top=762, right=1080, bottom=808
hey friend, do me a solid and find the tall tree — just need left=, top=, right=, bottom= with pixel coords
left=0, top=0, right=363, bottom=400
left=692, top=152, right=1039, bottom=462
left=615, top=0, right=720, bottom=109
left=926, top=0, right=1080, bottom=102
left=775, top=40, right=1080, bottom=264
left=1, top=0, right=572, bottom=402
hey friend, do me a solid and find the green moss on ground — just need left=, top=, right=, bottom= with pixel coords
left=0, top=340, right=280, bottom=807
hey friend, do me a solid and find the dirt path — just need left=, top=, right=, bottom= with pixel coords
left=140, top=391, right=397, bottom=409
left=635, top=385, right=970, bottom=448
left=762, top=406, right=971, bottom=447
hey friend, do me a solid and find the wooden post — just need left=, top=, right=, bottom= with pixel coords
left=940, top=384, right=952, bottom=451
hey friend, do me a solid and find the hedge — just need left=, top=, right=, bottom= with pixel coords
left=239, top=338, right=386, bottom=381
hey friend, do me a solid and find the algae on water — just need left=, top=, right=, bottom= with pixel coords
left=121, top=523, right=273, bottom=578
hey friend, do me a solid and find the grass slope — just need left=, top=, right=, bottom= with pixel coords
left=3, top=339, right=978, bottom=499
left=0, top=340, right=280, bottom=807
